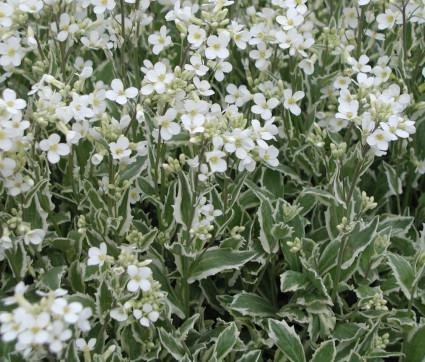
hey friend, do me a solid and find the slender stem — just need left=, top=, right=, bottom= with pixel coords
left=331, top=235, right=347, bottom=302
left=120, top=0, right=127, bottom=81
left=344, top=145, right=369, bottom=218
left=402, top=1, right=408, bottom=58
left=252, top=256, right=271, bottom=293
left=356, top=6, right=366, bottom=59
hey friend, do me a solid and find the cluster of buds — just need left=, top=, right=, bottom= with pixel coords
left=361, top=191, right=378, bottom=212
left=374, top=333, right=390, bottom=350
left=287, top=237, right=302, bottom=253
left=126, top=228, right=146, bottom=246
left=363, top=293, right=389, bottom=311
left=337, top=217, right=355, bottom=234
left=282, top=201, right=303, bottom=222
left=330, top=142, right=347, bottom=159
left=230, top=226, right=245, bottom=240
left=375, top=234, right=390, bottom=252
left=307, top=123, right=327, bottom=148
left=162, top=154, right=186, bottom=173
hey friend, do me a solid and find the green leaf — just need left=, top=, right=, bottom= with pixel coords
left=68, top=260, right=85, bottom=293
left=64, top=340, right=80, bottom=362
left=5, top=242, right=27, bottom=279
left=302, top=187, right=339, bottom=207
left=158, top=327, right=187, bottom=360
left=96, top=280, right=113, bottom=323
left=139, top=228, right=158, bottom=252
left=405, top=325, right=425, bottom=362
left=280, top=271, right=310, bottom=292
left=235, top=350, right=262, bottom=362
left=244, top=179, right=274, bottom=201
left=341, top=216, right=379, bottom=269
left=37, top=266, right=67, bottom=290
left=230, top=293, right=278, bottom=317
left=331, top=323, right=365, bottom=342
left=387, top=252, right=415, bottom=299
left=382, top=162, right=402, bottom=197
left=120, top=155, right=147, bottom=181
left=177, top=313, right=200, bottom=341
left=173, top=172, right=193, bottom=229
left=188, top=247, right=256, bottom=284
left=213, top=323, right=239, bottom=361
left=24, top=178, right=50, bottom=207
left=268, top=319, right=305, bottom=362
left=227, top=171, right=248, bottom=209
left=311, top=340, right=336, bottom=362
left=258, top=200, right=278, bottom=253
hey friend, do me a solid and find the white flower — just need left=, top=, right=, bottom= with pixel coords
left=141, top=62, right=174, bottom=95
left=158, top=108, right=181, bottom=140
left=105, top=79, right=138, bottom=105
left=184, top=55, right=209, bottom=76
left=193, top=77, right=214, bottom=96
left=76, top=307, right=92, bottom=332
left=299, top=58, right=315, bottom=75
left=335, top=100, right=359, bottom=120
left=206, top=150, right=227, bottom=173
left=373, top=66, right=391, bottom=85
left=39, top=133, right=70, bottom=164
left=127, top=265, right=152, bottom=292
left=0, top=3, right=13, bottom=28
left=251, top=119, right=278, bottom=149
left=0, top=89, right=26, bottom=114
left=76, top=338, right=96, bottom=351
left=19, top=0, right=43, bottom=13
left=0, top=156, right=16, bottom=177
left=249, top=43, right=272, bottom=70
left=0, top=37, right=25, bottom=67
left=51, top=13, right=79, bottom=42
left=205, top=32, right=230, bottom=59
left=110, top=302, right=132, bottom=321
left=51, top=298, right=83, bottom=323
left=367, top=128, right=393, bottom=151
left=5, top=173, right=31, bottom=196
left=283, top=89, right=304, bottom=116
left=224, top=128, right=254, bottom=159
left=18, top=312, right=50, bottom=346
left=188, top=25, right=206, bottom=48
left=251, top=93, right=279, bottom=120
left=259, top=145, right=279, bottom=167
left=48, top=320, right=72, bottom=354
left=377, top=9, right=397, bottom=29
left=225, top=84, right=250, bottom=107
left=92, top=0, right=116, bottom=13
left=87, top=242, right=108, bottom=266
left=133, top=303, right=159, bottom=327
left=276, top=8, right=304, bottom=30
left=214, top=59, right=232, bottom=81
left=91, top=153, right=104, bottom=165
left=333, top=76, right=351, bottom=89
left=148, top=26, right=172, bottom=55
left=24, top=229, right=45, bottom=245
left=109, top=136, right=132, bottom=160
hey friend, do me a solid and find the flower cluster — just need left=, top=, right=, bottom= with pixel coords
left=0, top=283, right=91, bottom=358
left=87, top=242, right=165, bottom=329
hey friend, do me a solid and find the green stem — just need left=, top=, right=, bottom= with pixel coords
left=120, top=0, right=126, bottom=81
left=331, top=235, right=347, bottom=302
left=344, top=144, right=368, bottom=218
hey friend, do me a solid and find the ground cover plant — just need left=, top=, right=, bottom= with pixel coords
left=1, top=0, right=425, bottom=360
